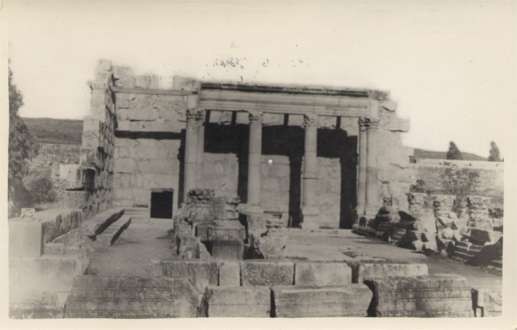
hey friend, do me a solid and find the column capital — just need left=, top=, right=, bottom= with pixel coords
left=303, top=113, right=318, bottom=128
left=358, top=117, right=379, bottom=130
left=248, top=110, right=263, bottom=122
left=186, top=108, right=204, bottom=122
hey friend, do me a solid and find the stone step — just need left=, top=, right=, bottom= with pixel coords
left=64, top=275, right=203, bottom=318
left=94, top=216, right=132, bottom=247
left=203, top=286, right=271, bottom=317
left=272, top=284, right=372, bottom=317
left=356, top=262, right=429, bottom=283
left=368, top=274, right=473, bottom=317
left=123, top=209, right=149, bottom=217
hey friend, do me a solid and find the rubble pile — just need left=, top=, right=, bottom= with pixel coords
left=353, top=191, right=503, bottom=271
left=170, top=190, right=247, bottom=260
left=466, top=196, right=492, bottom=231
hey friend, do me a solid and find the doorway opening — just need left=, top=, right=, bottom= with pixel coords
left=150, top=188, right=174, bottom=219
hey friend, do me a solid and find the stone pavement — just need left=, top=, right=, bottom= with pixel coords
left=283, top=229, right=501, bottom=290
left=63, top=220, right=502, bottom=318
left=85, top=216, right=173, bottom=276
left=85, top=221, right=501, bottom=292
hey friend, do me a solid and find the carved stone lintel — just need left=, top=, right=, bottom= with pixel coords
left=303, top=114, right=318, bottom=128
left=248, top=111, right=263, bottom=122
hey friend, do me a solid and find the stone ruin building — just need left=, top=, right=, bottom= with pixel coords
left=8, top=60, right=503, bottom=318
left=74, top=59, right=412, bottom=228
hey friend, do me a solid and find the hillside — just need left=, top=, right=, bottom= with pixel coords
left=22, top=117, right=83, bottom=145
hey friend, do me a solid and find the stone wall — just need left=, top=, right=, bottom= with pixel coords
left=411, top=159, right=504, bottom=208
left=113, top=138, right=182, bottom=209
left=76, top=60, right=117, bottom=217
left=9, top=208, right=88, bottom=318
left=369, top=103, right=414, bottom=213
left=110, top=65, right=189, bottom=210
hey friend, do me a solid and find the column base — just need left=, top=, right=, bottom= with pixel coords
left=301, top=206, right=319, bottom=230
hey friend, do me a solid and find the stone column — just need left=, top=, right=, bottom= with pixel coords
left=301, top=113, right=319, bottom=229
left=197, top=110, right=206, bottom=184
left=245, top=111, right=263, bottom=215
left=357, top=117, right=381, bottom=219
left=356, top=117, right=369, bottom=218
left=184, top=108, right=203, bottom=196
left=365, top=119, right=380, bottom=218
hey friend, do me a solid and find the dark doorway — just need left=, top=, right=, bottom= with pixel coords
left=150, top=189, right=174, bottom=219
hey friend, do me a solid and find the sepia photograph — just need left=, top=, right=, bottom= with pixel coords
left=2, top=0, right=515, bottom=327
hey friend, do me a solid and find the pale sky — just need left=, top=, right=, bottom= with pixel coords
left=6, top=0, right=516, bottom=157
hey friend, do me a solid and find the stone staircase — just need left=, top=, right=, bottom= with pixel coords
left=123, top=207, right=150, bottom=222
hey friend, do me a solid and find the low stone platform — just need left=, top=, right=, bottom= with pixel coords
left=64, top=276, right=203, bottom=318
left=273, top=285, right=372, bottom=317
left=13, top=215, right=502, bottom=318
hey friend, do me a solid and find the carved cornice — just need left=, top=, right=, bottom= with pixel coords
left=110, top=86, right=196, bottom=96
left=303, top=114, right=318, bottom=128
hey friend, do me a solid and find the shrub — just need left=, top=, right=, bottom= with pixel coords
left=24, top=172, right=57, bottom=204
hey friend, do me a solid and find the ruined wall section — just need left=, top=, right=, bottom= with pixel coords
left=372, top=101, right=414, bottom=212
left=111, top=67, right=188, bottom=210
left=411, top=159, right=504, bottom=208
left=76, top=60, right=117, bottom=216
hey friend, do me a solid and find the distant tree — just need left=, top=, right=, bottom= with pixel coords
left=8, top=65, right=38, bottom=216
left=488, top=141, right=502, bottom=162
left=446, top=141, right=463, bottom=160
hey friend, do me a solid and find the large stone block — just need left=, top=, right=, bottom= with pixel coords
left=204, top=286, right=271, bottom=317
left=295, top=262, right=351, bottom=287
left=372, top=275, right=472, bottom=317
left=273, top=284, right=372, bottom=317
left=241, top=260, right=294, bottom=286
left=210, top=240, right=244, bottom=260
left=218, top=261, right=240, bottom=287
left=9, top=220, right=43, bottom=258
left=64, top=276, right=203, bottom=318
left=357, top=262, right=429, bottom=283
left=159, top=260, right=218, bottom=291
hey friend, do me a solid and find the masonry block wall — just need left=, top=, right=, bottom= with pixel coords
left=110, top=67, right=188, bottom=211
left=369, top=101, right=414, bottom=213
left=78, top=60, right=117, bottom=217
